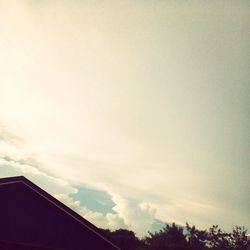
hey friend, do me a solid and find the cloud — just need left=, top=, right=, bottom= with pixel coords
left=54, top=193, right=88, bottom=214
left=112, top=195, right=156, bottom=237
left=55, top=193, right=127, bottom=231
left=53, top=187, right=157, bottom=237
left=85, top=212, right=127, bottom=231
left=0, top=155, right=77, bottom=196
left=0, top=124, right=22, bottom=146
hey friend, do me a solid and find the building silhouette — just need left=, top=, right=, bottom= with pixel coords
left=0, top=176, right=120, bottom=250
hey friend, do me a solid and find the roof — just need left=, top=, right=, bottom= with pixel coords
left=0, top=240, right=60, bottom=250
left=0, top=176, right=120, bottom=250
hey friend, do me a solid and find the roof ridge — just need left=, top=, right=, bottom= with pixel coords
left=0, top=175, right=28, bottom=184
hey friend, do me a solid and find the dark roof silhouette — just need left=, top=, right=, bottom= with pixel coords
left=0, top=176, right=120, bottom=250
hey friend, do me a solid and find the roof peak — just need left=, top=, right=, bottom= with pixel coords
left=0, top=175, right=28, bottom=183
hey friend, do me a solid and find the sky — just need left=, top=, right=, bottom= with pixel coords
left=0, top=0, right=249, bottom=237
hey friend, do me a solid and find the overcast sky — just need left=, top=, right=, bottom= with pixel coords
left=0, top=0, right=249, bottom=237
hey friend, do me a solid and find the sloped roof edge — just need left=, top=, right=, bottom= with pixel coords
left=0, top=176, right=120, bottom=250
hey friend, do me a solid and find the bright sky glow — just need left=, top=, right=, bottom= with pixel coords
left=0, top=0, right=249, bottom=237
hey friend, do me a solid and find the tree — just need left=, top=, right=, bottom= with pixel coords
left=185, top=223, right=208, bottom=250
left=99, top=223, right=248, bottom=250
left=230, top=226, right=248, bottom=250
left=99, top=228, right=142, bottom=250
left=207, top=225, right=231, bottom=250
left=145, top=223, right=188, bottom=250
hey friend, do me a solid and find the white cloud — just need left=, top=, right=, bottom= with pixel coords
left=55, top=193, right=127, bottom=231
left=85, top=212, right=127, bottom=231
left=0, top=124, right=22, bottom=145
left=0, top=155, right=77, bottom=196
left=54, top=194, right=87, bottom=214
left=112, top=195, right=156, bottom=237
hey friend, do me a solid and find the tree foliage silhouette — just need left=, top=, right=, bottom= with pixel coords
left=100, top=223, right=248, bottom=250
left=144, top=223, right=187, bottom=250
left=186, top=223, right=207, bottom=250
